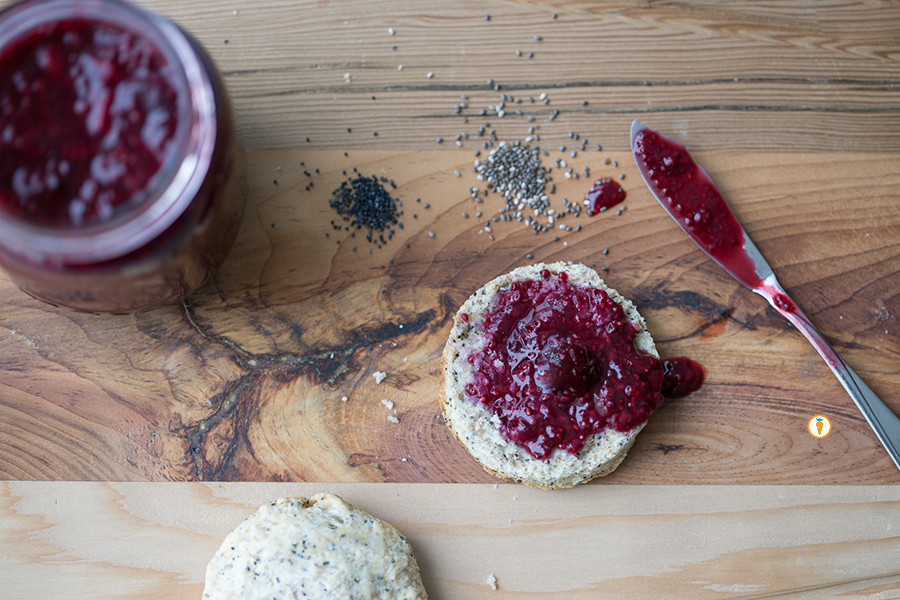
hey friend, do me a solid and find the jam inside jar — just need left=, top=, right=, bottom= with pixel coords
left=0, top=0, right=246, bottom=313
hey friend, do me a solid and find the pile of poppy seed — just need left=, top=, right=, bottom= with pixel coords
left=328, top=174, right=402, bottom=245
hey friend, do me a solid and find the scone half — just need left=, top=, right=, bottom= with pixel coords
left=441, top=261, right=661, bottom=490
left=203, top=493, right=428, bottom=600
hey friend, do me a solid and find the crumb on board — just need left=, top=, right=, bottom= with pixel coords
left=381, top=399, right=394, bottom=410
left=373, top=371, right=387, bottom=384
left=487, top=574, right=498, bottom=590
left=388, top=415, right=400, bottom=424
left=341, top=396, right=348, bottom=402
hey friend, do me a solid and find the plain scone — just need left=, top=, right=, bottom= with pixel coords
left=203, top=493, right=428, bottom=600
left=440, top=261, right=659, bottom=490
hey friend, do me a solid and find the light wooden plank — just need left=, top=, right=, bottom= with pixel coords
left=120, top=0, right=900, bottom=152
left=1, top=482, right=898, bottom=599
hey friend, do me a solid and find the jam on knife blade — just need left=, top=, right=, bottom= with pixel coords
left=630, top=121, right=761, bottom=289
left=629, top=119, right=900, bottom=471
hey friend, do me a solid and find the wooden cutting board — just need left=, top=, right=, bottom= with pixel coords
left=2, top=148, right=899, bottom=484
left=1, top=0, right=898, bottom=483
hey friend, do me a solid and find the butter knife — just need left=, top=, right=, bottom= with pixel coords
left=630, top=119, right=900, bottom=470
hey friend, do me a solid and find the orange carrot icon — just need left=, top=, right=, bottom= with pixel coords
left=815, top=417, right=824, bottom=435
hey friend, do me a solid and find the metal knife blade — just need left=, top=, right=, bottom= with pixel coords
left=630, top=119, right=900, bottom=471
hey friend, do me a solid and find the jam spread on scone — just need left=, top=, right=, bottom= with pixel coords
left=464, top=268, right=665, bottom=459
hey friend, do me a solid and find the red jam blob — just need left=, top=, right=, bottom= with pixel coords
left=0, top=17, right=180, bottom=227
left=583, top=178, right=626, bottom=216
left=661, top=357, right=706, bottom=400
left=632, top=128, right=760, bottom=288
left=773, top=293, right=795, bottom=312
left=465, top=270, right=664, bottom=460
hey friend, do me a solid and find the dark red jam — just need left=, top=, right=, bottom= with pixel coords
left=773, top=293, right=795, bottom=313
left=632, top=128, right=760, bottom=288
left=0, top=0, right=245, bottom=313
left=583, top=178, right=626, bottom=216
left=0, top=17, right=180, bottom=227
left=661, top=357, right=706, bottom=400
left=464, top=269, right=665, bottom=459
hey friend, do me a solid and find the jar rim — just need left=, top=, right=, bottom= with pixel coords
left=0, top=0, right=216, bottom=264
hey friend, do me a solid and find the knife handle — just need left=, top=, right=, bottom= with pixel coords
left=756, top=275, right=900, bottom=471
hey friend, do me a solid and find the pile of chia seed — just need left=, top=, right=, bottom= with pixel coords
left=439, top=80, right=625, bottom=237
left=329, top=174, right=402, bottom=245
left=473, top=140, right=585, bottom=235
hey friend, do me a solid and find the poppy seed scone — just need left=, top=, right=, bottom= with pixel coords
left=203, top=493, right=428, bottom=600
left=440, top=262, right=663, bottom=490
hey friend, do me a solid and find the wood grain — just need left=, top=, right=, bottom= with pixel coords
left=1, top=481, right=898, bottom=599
left=0, top=0, right=899, bottom=485
left=130, top=0, right=900, bottom=153
left=2, top=149, right=899, bottom=484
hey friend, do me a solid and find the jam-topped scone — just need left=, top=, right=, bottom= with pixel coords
left=441, top=262, right=664, bottom=489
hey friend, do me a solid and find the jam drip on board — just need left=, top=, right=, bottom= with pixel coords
left=0, top=18, right=181, bottom=228
left=583, top=178, right=626, bottom=216
left=464, top=268, right=667, bottom=460
left=661, top=357, right=706, bottom=400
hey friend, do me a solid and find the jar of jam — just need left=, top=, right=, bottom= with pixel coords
left=0, top=0, right=246, bottom=313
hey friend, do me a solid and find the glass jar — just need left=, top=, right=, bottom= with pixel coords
left=0, top=0, right=246, bottom=313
